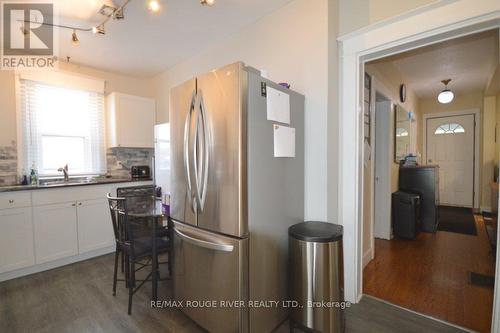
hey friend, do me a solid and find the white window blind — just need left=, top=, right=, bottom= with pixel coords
left=20, top=79, right=106, bottom=176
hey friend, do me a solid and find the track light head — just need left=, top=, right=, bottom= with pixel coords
left=71, top=30, right=79, bottom=45
left=200, top=0, right=215, bottom=6
left=92, top=25, right=105, bottom=35
left=113, top=7, right=124, bottom=20
left=148, top=0, right=161, bottom=12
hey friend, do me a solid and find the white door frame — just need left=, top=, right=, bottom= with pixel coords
left=337, top=1, right=500, bottom=331
left=363, top=77, right=392, bottom=267
left=422, top=109, right=480, bottom=209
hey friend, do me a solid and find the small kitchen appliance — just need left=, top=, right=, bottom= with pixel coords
left=131, top=165, right=151, bottom=179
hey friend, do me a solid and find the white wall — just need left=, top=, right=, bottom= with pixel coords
left=327, top=0, right=340, bottom=223
left=151, top=0, right=329, bottom=220
left=0, top=62, right=155, bottom=148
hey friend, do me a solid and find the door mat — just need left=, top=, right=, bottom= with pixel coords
left=437, top=206, right=477, bottom=235
left=469, top=272, right=495, bottom=288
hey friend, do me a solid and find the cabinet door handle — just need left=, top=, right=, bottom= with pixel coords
left=72, top=203, right=76, bottom=206
left=78, top=202, right=82, bottom=206
left=8, top=199, right=14, bottom=204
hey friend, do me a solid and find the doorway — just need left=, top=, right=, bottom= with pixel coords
left=359, top=28, right=498, bottom=332
left=338, top=6, right=500, bottom=320
left=424, top=113, right=478, bottom=208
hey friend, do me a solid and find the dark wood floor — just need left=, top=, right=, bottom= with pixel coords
left=364, top=214, right=495, bottom=333
left=0, top=253, right=469, bottom=333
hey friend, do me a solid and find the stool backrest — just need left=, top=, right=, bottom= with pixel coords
left=106, top=194, right=127, bottom=245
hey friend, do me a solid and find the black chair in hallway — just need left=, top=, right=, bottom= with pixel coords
left=107, top=194, right=171, bottom=315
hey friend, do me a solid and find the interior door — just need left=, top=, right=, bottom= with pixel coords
left=426, top=114, right=474, bottom=207
left=170, top=78, right=197, bottom=226
left=374, top=101, right=392, bottom=240
left=195, top=62, right=247, bottom=238
left=172, top=221, right=248, bottom=333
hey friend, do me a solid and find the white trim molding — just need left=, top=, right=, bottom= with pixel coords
left=422, top=109, right=481, bottom=209
left=337, top=1, right=500, bottom=332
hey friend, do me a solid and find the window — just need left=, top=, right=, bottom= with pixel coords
left=20, top=79, right=106, bottom=176
left=396, top=127, right=409, bottom=137
left=434, top=122, right=465, bottom=135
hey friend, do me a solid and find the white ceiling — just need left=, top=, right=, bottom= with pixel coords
left=370, top=30, right=499, bottom=99
left=52, top=0, right=293, bottom=77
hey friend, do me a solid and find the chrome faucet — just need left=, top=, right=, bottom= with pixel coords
left=58, top=164, right=69, bottom=182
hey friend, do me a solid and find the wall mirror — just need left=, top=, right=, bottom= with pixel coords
left=394, top=104, right=411, bottom=162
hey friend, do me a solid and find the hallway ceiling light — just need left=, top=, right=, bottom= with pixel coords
left=438, top=79, right=454, bottom=104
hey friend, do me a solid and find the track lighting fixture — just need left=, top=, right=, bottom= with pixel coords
left=71, top=30, right=79, bottom=45
left=18, top=0, right=214, bottom=46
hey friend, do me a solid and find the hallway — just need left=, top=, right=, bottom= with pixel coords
left=363, top=214, right=495, bottom=332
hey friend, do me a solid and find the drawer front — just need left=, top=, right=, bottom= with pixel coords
left=0, top=192, right=32, bottom=210
left=32, top=185, right=115, bottom=206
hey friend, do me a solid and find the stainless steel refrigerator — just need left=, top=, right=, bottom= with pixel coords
left=170, top=62, right=304, bottom=333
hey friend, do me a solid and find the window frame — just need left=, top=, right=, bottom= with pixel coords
left=434, top=122, right=465, bottom=135
left=17, top=77, right=106, bottom=178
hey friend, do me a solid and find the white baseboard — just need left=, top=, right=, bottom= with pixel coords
left=0, top=246, right=115, bottom=282
left=363, top=247, right=374, bottom=268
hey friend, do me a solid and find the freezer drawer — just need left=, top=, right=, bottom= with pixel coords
left=173, top=221, right=249, bottom=333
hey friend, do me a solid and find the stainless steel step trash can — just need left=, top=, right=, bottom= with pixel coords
left=289, top=221, right=344, bottom=333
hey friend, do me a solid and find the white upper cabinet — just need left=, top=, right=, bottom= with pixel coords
left=106, top=92, right=156, bottom=148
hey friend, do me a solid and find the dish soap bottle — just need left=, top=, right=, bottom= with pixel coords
left=30, top=164, right=38, bottom=185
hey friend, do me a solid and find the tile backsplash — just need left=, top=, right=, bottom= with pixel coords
left=0, top=144, right=153, bottom=185
left=106, top=147, right=153, bottom=179
left=0, top=141, right=18, bottom=186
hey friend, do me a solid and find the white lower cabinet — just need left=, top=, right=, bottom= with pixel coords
left=77, top=199, right=115, bottom=253
left=0, top=208, right=35, bottom=273
left=33, top=202, right=79, bottom=264
left=0, top=181, right=152, bottom=281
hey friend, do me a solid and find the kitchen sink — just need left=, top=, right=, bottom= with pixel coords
left=38, top=177, right=97, bottom=187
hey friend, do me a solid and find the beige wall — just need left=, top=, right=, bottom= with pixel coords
left=483, top=96, right=497, bottom=210
left=418, top=91, right=484, bottom=153
left=419, top=91, right=485, bottom=208
left=151, top=0, right=329, bottom=220
left=0, top=71, right=17, bottom=147
left=498, top=93, right=500, bottom=164
left=339, top=0, right=440, bottom=35
left=327, top=0, right=340, bottom=222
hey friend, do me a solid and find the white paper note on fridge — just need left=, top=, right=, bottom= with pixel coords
left=274, top=124, right=295, bottom=158
left=267, top=86, right=290, bottom=124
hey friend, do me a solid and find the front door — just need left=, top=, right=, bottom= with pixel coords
left=426, top=114, right=475, bottom=207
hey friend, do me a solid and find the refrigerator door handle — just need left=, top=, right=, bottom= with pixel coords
left=184, top=92, right=197, bottom=213
left=174, top=227, right=234, bottom=252
left=193, top=91, right=210, bottom=212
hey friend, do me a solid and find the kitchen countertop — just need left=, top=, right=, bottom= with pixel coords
left=0, top=178, right=153, bottom=193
